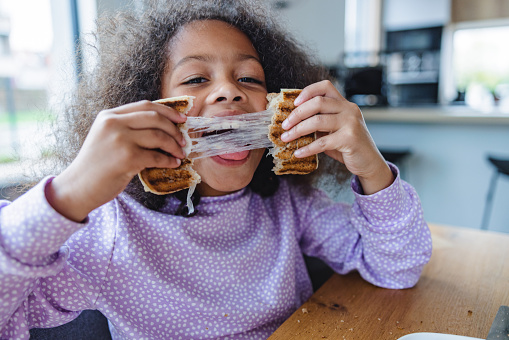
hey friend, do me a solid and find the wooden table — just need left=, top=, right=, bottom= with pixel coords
left=269, top=224, right=509, bottom=339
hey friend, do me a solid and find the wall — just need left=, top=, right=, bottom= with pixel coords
left=383, top=0, right=451, bottom=30
left=88, top=0, right=346, bottom=67
left=451, top=0, right=509, bottom=22
left=92, top=0, right=346, bottom=67
left=94, top=0, right=144, bottom=14
left=366, top=120, right=509, bottom=233
left=274, top=0, right=346, bottom=66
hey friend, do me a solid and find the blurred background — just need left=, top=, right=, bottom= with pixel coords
left=1, top=0, right=508, bottom=233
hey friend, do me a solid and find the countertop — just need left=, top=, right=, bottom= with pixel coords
left=362, top=105, right=509, bottom=125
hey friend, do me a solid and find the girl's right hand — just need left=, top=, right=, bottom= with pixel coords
left=46, top=100, right=188, bottom=222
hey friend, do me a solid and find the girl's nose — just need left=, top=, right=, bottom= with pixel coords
left=216, top=95, right=242, bottom=102
left=208, top=80, right=246, bottom=104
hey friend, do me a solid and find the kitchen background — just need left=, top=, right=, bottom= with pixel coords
left=1, top=0, right=508, bottom=233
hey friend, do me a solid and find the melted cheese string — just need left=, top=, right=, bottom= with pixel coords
left=185, top=109, right=274, bottom=159
left=186, top=183, right=197, bottom=215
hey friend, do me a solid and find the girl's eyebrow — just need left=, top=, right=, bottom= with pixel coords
left=172, top=55, right=211, bottom=71
left=172, top=53, right=262, bottom=71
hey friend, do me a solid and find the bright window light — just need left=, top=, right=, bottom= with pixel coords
left=453, top=25, right=509, bottom=111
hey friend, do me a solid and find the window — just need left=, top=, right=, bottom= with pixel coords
left=0, top=0, right=103, bottom=189
left=0, top=0, right=54, bottom=169
left=344, top=0, right=382, bottom=67
left=452, top=25, right=509, bottom=112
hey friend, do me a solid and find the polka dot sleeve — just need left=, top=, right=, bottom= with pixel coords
left=1, top=177, right=86, bottom=270
left=1, top=177, right=96, bottom=339
left=297, top=163, right=432, bottom=289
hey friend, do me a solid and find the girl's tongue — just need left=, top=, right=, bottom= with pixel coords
left=218, top=151, right=249, bottom=160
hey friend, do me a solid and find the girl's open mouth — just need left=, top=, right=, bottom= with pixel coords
left=217, top=150, right=250, bottom=160
left=201, top=129, right=250, bottom=161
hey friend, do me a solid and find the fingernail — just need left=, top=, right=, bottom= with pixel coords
left=281, top=132, right=289, bottom=141
left=175, top=158, right=181, bottom=166
left=180, top=137, right=187, bottom=147
left=282, top=119, right=290, bottom=130
left=180, top=113, right=187, bottom=120
left=294, top=96, right=302, bottom=106
left=294, top=149, right=303, bottom=157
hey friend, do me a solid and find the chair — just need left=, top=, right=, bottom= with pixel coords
left=379, top=148, right=412, bottom=179
left=29, top=310, right=112, bottom=340
left=481, top=156, right=509, bottom=230
left=304, top=255, right=334, bottom=292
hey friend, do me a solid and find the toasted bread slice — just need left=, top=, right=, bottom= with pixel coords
left=267, top=89, right=318, bottom=175
left=138, top=96, right=201, bottom=194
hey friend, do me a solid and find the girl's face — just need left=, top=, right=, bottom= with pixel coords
left=161, top=20, right=268, bottom=197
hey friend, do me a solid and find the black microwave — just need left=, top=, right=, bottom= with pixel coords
left=386, top=26, right=442, bottom=53
left=385, top=26, right=443, bottom=106
left=343, top=66, right=387, bottom=107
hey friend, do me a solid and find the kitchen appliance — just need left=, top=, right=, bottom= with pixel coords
left=343, top=66, right=387, bottom=107
left=385, top=26, right=442, bottom=106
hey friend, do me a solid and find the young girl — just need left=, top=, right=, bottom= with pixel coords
left=0, top=0, right=432, bottom=339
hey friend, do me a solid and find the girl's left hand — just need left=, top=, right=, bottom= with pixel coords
left=280, top=80, right=394, bottom=195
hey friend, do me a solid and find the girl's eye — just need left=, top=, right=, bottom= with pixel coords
left=184, top=77, right=207, bottom=84
left=238, top=77, right=263, bottom=84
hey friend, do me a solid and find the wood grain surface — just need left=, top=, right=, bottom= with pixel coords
left=268, top=224, right=509, bottom=339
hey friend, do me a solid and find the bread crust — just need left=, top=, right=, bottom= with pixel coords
left=138, top=96, right=201, bottom=195
left=267, top=89, right=318, bottom=175
left=139, top=90, right=317, bottom=196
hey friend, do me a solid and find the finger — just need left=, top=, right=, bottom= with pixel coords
left=141, top=149, right=183, bottom=169
left=152, top=101, right=189, bottom=123
left=132, top=129, right=186, bottom=159
left=281, top=113, right=338, bottom=143
left=281, top=96, right=347, bottom=134
left=109, top=100, right=188, bottom=124
left=294, top=132, right=342, bottom=158
left=294, top=80, right=345, bottom=106
left=116, top=110, right=186, bottom=147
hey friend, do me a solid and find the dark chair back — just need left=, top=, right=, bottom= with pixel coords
left=29, top=310, right=111, bottom=340
left=481, top=155, right=509, bottom=229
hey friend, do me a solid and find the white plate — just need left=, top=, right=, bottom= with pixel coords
left=398, top=333, right=483, bottom=340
